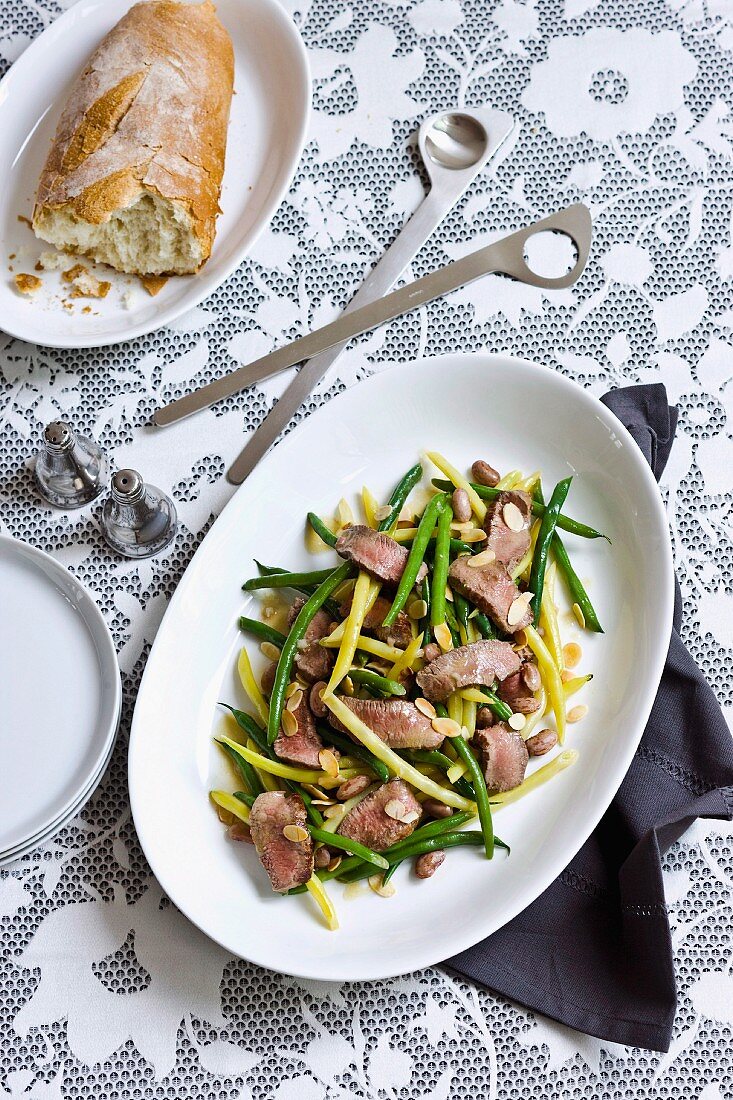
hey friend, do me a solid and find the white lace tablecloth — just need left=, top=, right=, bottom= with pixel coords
left=2, top=0, right=733, bottom=1095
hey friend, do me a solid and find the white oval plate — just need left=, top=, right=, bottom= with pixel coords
left=0, top=0, right=310, bottom=348
left=129, top=354, right=674, bottom=981
left=0, top=535, right=121, bottom=858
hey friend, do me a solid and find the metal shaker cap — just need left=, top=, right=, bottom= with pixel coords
left=35, top=420, right=107, bottom=508
left=101, top=468, right=177, bottom=559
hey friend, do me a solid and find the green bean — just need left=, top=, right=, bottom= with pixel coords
left=379, top=462, right=423, bottom=531
left=453, top=590, right=469, bottom=635
left=552, top=533, right=603, bottom=632
left=219, top=705, right=323, bottom=826
left=478, top=688, right=513, bottom=723
left=382, top=493, right=447, bottom=628
left=339, top=831, right=511, bottom=883
left=401, top=748, right=455, bottom=771
left=381, top=860, right=402, bottom=885
left=444, top=603, right=462, bottom=648
left=451, top=736, right=493, bottom=858
left=347, top=667, right=406, bottom=697
left=243, top=566, right=338, bottom=592
left=238, top=617, right=286, bottom=648
left=308, top=825, right=388, bottom=869
left=529, top=477, right=572, bottom=619
left=383, top=809, right=475, bottom=855
left=217, top=737, right=264, bottom=796
left=234, top=791, right=255, bottom=808
left=254, top=561, right=341, bottom=617
left=307, top=512, right=338, bottom=547
left=430, top=499, right=453, bottom=634
left=431, top=478, right=608, bottom=541
left=473, top=611, right=496, bottom=640
left=268, top=563, right=351, bottom=745
left=398, top=532, right=476, bottom=556
left=318, top=726, right=390, bottom=783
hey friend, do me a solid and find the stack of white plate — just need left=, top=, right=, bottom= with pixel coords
left=0, top=536, right=121, bottom=865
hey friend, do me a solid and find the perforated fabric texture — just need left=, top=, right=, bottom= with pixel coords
left=1, top=0, right=733, bottom=1095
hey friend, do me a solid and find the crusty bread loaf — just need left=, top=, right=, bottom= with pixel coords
left=33, top=0, right=234, bottom=276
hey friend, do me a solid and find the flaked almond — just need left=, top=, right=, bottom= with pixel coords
left=384, top=799, right=406, bottom=821
left=503, top=501, right=525, bottom=532
left=572, top=602, right=586, bottom=628
left=434, top=622, right=453, bottom=651
left=342, top=675, right=355, bottom=696
left=285, top=688, right=304, bottom=712
left=323, top=804, right=344, bottom=820
left=508, top=712, right=527, bottom=731
left=409, top=598, right=428, bottom=619
left=567, top=704, right=588, bottom=724
left=402, top=810, right=420, bottom=825
left=507, top=592, right=532, bottom=627
left=303, top=783, right=326, bottom=799
left=563, top=642, right=582, bottom=669
left=282, top=823, right=309, bottom=843
left=319, top=748, right=340, bottom=778
left=281, top=710, right=299, bottom=737
left=468, top=548, right=497, bottom=568
left=462, top=528, right=487, bottom=543
left=327, top=855, right=343, bottom=873
left=415, top=697, right=436, bottom=720
left=561, top=669, right=574, bottom=683
left=445, top=584, right=454, bottom=603
left=369, top=873, right=396, bottom=898
left=311, top=798, right=336, bottom=807
left=262, top=605, right=275, bottom=620
left=260, top=641, right=281, bottom=662
left=451, top=520, right=474, bottom=533
left=285, top=681, right=301, bottom=699
left=431, top=716, right=462, bottom=739
left=374, top=503, right=392, bottom=522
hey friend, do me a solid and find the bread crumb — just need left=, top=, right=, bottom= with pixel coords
left=122, top=289, right=135, bottom=310
left=140, top=274, right=168, bottom=296
left=17, top=215, right=33, bottom=229
left=9, top=253, right=15, bottom=260
left=37, top=250, right=67, bottom=271
left=62, top=264, right=111, bottom=299
left=82, top=305, right=92, bottom=314
left=14, top=273, right=42, bottom=295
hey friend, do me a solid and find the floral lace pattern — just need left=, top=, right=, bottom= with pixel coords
left=1, top=0, right=733, bottom=1096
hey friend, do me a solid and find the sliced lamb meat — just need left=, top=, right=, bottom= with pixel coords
left=273, top=692, right=324, bottom=768
left=335, top=525, right=427, bottom=587
left=473, top=723, right=528, bottom=793
left=337, top=779, right=421, bottom=851
left=449, top=556, right=533, bottom=635
left=497, top=670, right=541, bottom=714
left=483, top=489, right=533, bottom=571
left=415, top=639, right=520, bottom=702
left=286, top=597, right=334, bottom=683
left=328, top=697, right=445, bottom=749
left=339, top=594, right=413, bottom=648
left=249, top=791, right=314, bottom=893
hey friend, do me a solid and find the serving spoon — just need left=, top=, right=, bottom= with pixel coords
left=154, top=107, right=515, bottom=480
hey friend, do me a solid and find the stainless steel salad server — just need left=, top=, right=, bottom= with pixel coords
left=155, top=108, right=515, bottom=473
left=155, top=200, right=592, bottom=452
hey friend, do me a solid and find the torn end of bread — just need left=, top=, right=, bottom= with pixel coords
left=34, top=193, right=203, bottom=277
left=31, top=1, right=234, bottom=277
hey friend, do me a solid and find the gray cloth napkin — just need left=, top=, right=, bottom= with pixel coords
left=445, top=383, right=733, bottom=1052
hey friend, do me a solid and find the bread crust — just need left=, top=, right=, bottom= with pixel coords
left=33, top=0, right=234, bottom=274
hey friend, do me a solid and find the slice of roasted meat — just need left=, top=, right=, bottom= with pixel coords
left=473, top=723, right=529, bottom=793
left=449, top=556, right=533, bottom=635
left=335, top=525, right=427, bottom=586
left=340, top=594, right=413, bottom=648
left=249, top=791, right=314, bottom=893
left=484, top=489, right=533, bottom=571
left=328, top=697, right=444, bottom=749
left=415, top=639, right=520, bottom=702
left=337, top=779, right=421, bottom=851
left=287, top=596, right=334, bottom=683
left=273, top=691, right=324, bottom=767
